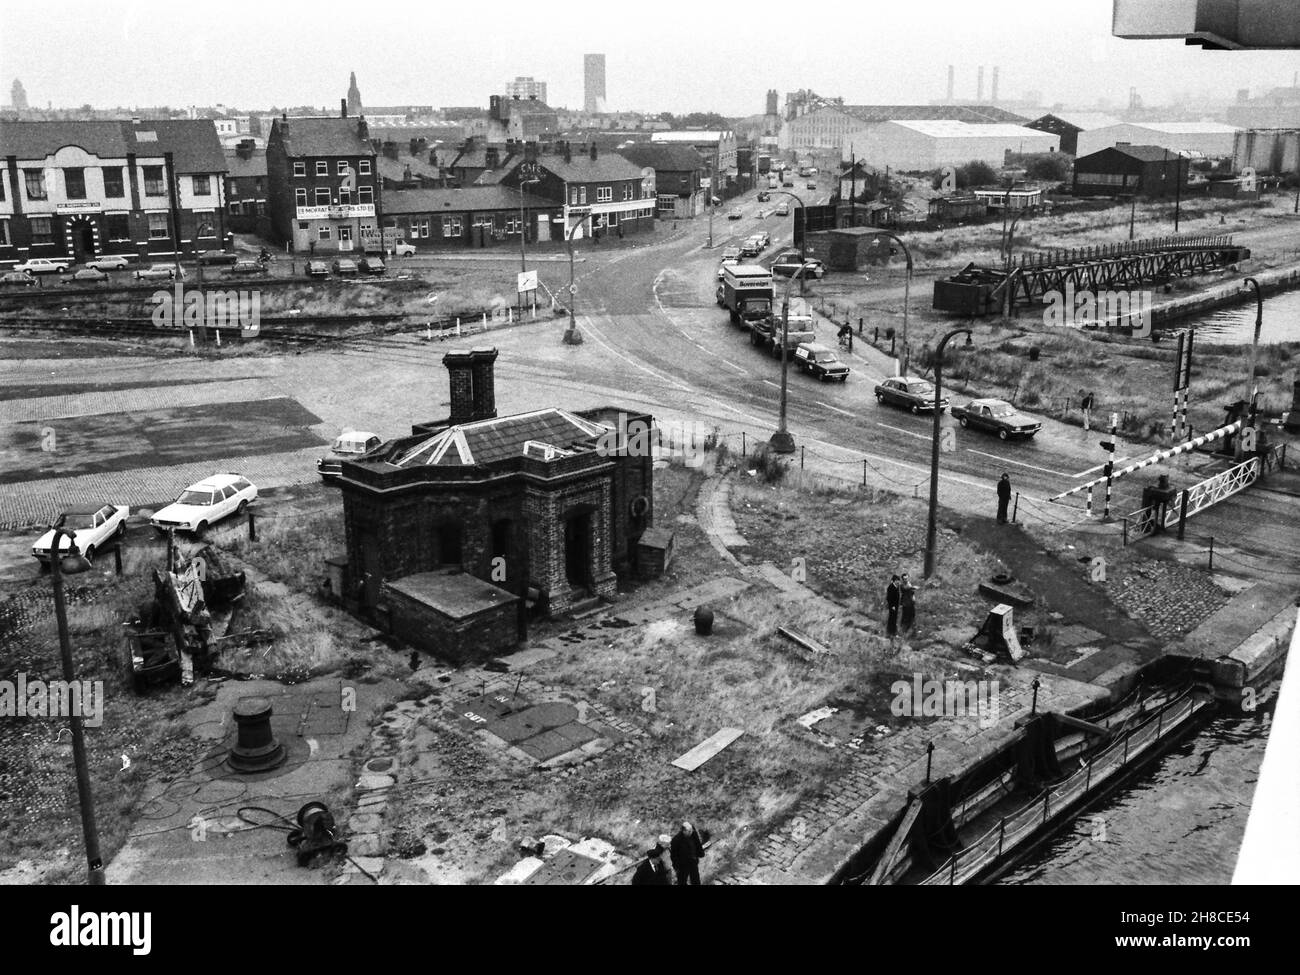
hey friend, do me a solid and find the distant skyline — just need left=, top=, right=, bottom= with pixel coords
left=2, top=0, right=1297, bottom=116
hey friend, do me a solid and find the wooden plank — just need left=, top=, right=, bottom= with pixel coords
left=777, top=625, right=830, bottom=656
left=868, top=797, right=922, bottom=886
left=671, top=728, right=744, bottom=771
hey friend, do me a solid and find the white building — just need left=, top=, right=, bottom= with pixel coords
left=859, top=120, right=1059, bottom=172
left=1075, top=122, right=1240, bottom=160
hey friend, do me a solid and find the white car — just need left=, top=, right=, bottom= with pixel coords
left=86, top=255, right=131, bottom=271
left=318, top=431, right=382, bottom=479
left=393, top=241, right=417, bottom=257
left=33, top=504, right=129, bottom=564
left=151, top=474, right=257, bottom=534
left=135, top=263, right=184, bottom=281
left=14, top=257, right=71, bottom=275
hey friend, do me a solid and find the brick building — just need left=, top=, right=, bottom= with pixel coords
left=382, top=185, right=558, bottom=249
left=619, top=142, right=706, bottom=218
left=337, top=349, right=655, bottom=661
left=0, top=118, right=228, bottom=265
left=224, top=138, right=267, bottom=233
left=265, top=114, right=381, bottom=253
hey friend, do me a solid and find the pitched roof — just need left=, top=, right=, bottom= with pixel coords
left=382, top=186, right=553, bottom=215
left=886, top=119, right=1054, bottom=139
left=224, top=147, right=267, bottom=178
left=617, top=142, right=705, bottom=172
left=0, top=120, right=131, bottom=158
left=839, top=104, right=1028, bottom=125
left=651, top=130, right=733, bottom=144
left=1033, top=112, right=1123, bottom=131
left=394, top=408, right=607, bottom=468
left=130, top=119, right=227, bottom=173
left=1106, top=144, right=1191, bottom=162
left=377, top=152, right=439, bottom=182
left=0, top=118, right=227, bottom=172
left=539, top=151, right=645, bottom=182
left=270, top=116, right=375, bottom=157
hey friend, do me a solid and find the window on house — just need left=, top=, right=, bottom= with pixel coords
left=64, top=168, right=86, bottom=199
left=338, top=225, right=353, bottom=242
left=142, top=166, right=165, bottom=196
left=254, top=178, right=263, bottom=194
left=607, top=212, right=618, bottom=227
left=337, top=160, right=348, bottom=176
left=314, top=187, right=331, bottom=206
left=0, top=177, right=5, bottom=202
left=105, top=213, right=129, bottom=240
left=196, top=214, right=215, bottom=238
left=413, top=218, right=430, bottom=238
left=596, top=185, right=612, bottom=202
left=357, top=185, right=373, bottom=204
left=338, top=185, right=351, bottom=205
left=256, top=201, right=266, bottom=216
left=24, top=169, right=47, bottom=200
left=316, top=161, right=328, bottom=176
left=318, top=226, right=331, bottom=241
left=442, top=216, right=462, bottom=237
left=579, top=187, right=587, bottom=204
left=230, top=182, right=240, bottom=197
left=30, top=217, right=52, bottom=242
left=505, top=214, right=520, bottom=234
left=623, top=183, right=633, bottom=200
left=0, top=220, right=9, bottom=246
left=358, top=159, right=371, bottom=175
left=192, top=175, right=211, bottom=196
left=147, top=213, right=169, bottom=238
left=293, top=161, right=306, bottom=177
left=229, top=202, right=242, bottom=215
left=570, top=187, right=578, bottom=205
left=295, top=187, right=307, bottom=207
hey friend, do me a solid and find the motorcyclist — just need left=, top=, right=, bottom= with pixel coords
left=837, top=322, right=854, bottom=351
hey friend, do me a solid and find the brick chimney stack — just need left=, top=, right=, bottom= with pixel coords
left=443, top=348, right=498, bottom=424
left=341, top=98, right=348, bottom=118
left=589, top=142, right=598, bottom=160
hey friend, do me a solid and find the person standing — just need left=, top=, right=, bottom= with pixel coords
left=899, top=573, right=916, bottom=632
left=670, top=821, right=706, bottom=885
left=885, top=575, right=901, bottom=636
left=997, top=473, right=1012, bottom=524
left=631, top=839, right=672, bottom=886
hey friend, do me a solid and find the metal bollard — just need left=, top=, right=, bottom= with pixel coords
left=248, top=512, right=257, bottom=542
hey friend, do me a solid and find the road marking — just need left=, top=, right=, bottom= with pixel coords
left=965, top=448, right=1073, bottom=478
left=1073, top=456, right=1131, bottom=478
left=719, top=358, right=748, bottom=375
left=816, top=401, right=854, bottom=417
left=762, top=379, right=780, bottom=388
left=876, top=421, right=930, bottom=442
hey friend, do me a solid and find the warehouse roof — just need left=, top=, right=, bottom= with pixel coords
left=884, top=119, right=1055, bottom=139
left=1032, top=112, right=1123, bottom=130
left=840, top=104, right=1029, bottom=125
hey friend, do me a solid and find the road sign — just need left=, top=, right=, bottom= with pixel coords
left=517, top=270, right=538, bottom=294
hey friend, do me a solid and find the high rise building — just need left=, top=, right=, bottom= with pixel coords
left=10, top=79, right=28, bottom=112
left=584, top=54, right=607, bottom=114
left=346, top=72, right=362, bottom=116
left=505, top=76, right=548, bottom=104
left=765, top=90, right=779, bottom=116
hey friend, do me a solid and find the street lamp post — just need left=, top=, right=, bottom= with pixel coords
left=1240, top=277, right=1265, bottom=459
left=768, top=265, right=808, bottom=455
left=47, top=523, right=105, bottom=884
left=766, top=189, right=807, bottom=294
left=923, top=327, right=973, bottom=579
left=564, top=212, right=592, bottom=345
left=518, top=176, right=540, bottom=319
left=868, top=230, right=914, bottom=375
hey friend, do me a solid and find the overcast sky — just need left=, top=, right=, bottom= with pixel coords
left=3, top=0, right=1297, bottom=115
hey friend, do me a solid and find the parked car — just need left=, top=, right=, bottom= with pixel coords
left=32, top=504, right=129, bottom=565
left=307, top=260, right=330, bottom=279
left=951, top=399, right=1042, bottom=440
left=67, top=267, right=109, bottom=283
left=14, top=257, right=70, bottom=275
left=727, top=212, right=743, bottom=221
left=770, top=252, right=826, bottom=279
left=333, top=259, right=359, bottom=277
left=793, top=343, right=850, bottom=382
left=753, top=230, right=771, bottom=249
left=775, top=202, right=790, bottom=216
left=0, top=270, right=35, bottom=287
left=135, top=263, right=183, bottom=281
left=228, top=259, right=268, bottom=276
left=359, top=256, right=386, bottom=275
left=782, top=180, right=794, bottom=188
left=757, top=191, right=771, bottom=202
left=739, top=238, right=762, bottom=258
left=85, top=255, right=131, bottom=272
left=393, top=241, right=417, bottom=257
left=716, top=256, right=739, bottom=281
left=197, top=250, right=239, bottom=266
left=318, top=431, right=383, bottom=480
left=721, top=246, right=741, bottom=261
left=151, top=474, right=257, bottom=534
left=806, top=181, right=817, bottom=190
left=875, top=376, right=948, bottom=414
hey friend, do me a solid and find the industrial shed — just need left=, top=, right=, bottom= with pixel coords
left=1075, top=122, right=1239, bottom=160
left=1071, top=145, right=1192, bottom=198
left=859, top=120, right=1059, bottom=172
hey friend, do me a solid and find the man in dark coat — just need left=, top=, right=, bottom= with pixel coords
left=997, top=473, right=1012, bottom=524
left=899, top=573, right=916, bottom=632
left=886, top=575, right=901, bottom=636
left=631, top=840, right=672, bottom=886
left=670, top=821, right=706, bottom=885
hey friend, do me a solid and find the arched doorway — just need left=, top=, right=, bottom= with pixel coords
left=64, top=214, right=100, bottom=262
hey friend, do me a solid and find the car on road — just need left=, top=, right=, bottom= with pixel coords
left=359, top=256, right=386, bottom=275
left=318, top=431, right=383, bottom=480
left=32, top=504, right=129, bottom=565
left=85, top=255, right=131, bottom=272
left=393, top=241, right=417, bottom=257
left=135, top=263, right=184, bottom=281
left=752, top=230, right=770, bottom=249
left=333, top=258, right=359, bottom=277
left=14, top=257, right=70, bottom=275
left=151, top=474, right=258, bottom=534
left=875, top=376, right=948, bottom=414
left=793, top=343, right=849, bottom=382
left=228, top=259, right=269, bottom=276
left=197, top=250, right=239, bottom=266
left=0, top=270, right=35, bottom=287
left=307, top=260, right=330, bottom=279
left=775, top=202, right=790, bottom=216
left=951, top=399, right=1042, bottom=440
left=806, top=181, right=817, bottom=190
left=739, top=237, right=762, bottom=258
left=782, top=180, right=794, bottom=188
left=721, top=246, right=740, bottom=261
left=67, top=267, right=109, bottom=283
left=770, top=251, right=826, bottom=279
left=716, top=255, right=739, bottom=280
left=757, top=191, right=771, bottom=202
left=727, top=211, right=743, bottom=221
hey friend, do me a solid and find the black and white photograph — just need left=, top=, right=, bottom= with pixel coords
left=0, top=0, right=1296, bottom=948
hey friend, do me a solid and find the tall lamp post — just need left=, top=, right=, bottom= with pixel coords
left=768, top=264, right=809, bottom=454
left=923, top=327, right=973, bottom=578
left=1239, top=277, right=1265, bottom=460
left=766, top=189, right=807, bottom=294
left=867, top=230, right=914, bottom=376
left=564, top=211, right=592, bottom=345
left=47, top=521, right=105, bottom=884
left=518, top=176, right=540, bottom=318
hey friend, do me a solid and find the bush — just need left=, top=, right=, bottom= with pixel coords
left=749, top=447, right=787, bottom=484
left=1023, top=153, right=1070, bottom=183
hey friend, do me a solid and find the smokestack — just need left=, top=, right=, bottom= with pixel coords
left=947, top=65, right=955, bottom=101
left=991, top=66, right=999, bottom=103
left=977, top=66, right=985, bottom=103
left=341, top=98, right=347, bottom=118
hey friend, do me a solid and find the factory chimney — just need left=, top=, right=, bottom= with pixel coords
left=947, top=65, right=955, bottom=101
left=977, top=66, right=985, bottom=103
left=991, top=66, right=999, bottom=103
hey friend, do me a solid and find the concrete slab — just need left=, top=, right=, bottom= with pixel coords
left=671, top=727, right=744, bottom=771
left=521, top=848, right=605, bottom=885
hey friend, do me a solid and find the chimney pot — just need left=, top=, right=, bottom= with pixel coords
left=341, top=98, right=348, bottom=118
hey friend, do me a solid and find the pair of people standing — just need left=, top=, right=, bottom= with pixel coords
left=631, top=822, right=707, bottom=885
left=885, top=574, right=916, bottom=636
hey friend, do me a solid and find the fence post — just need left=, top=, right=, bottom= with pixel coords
left=742, top=431, right=746, bottom=455
left=862, top=460, right=867, bottom=486
left=1208, top=536, right=1214, bottom=571
left=800, top=446, right=805, bottom=470
left=1122, top=516, right=1129, bottom=546
left=1177, top=489, right=1190, bottom=539
left=1012, top=492, right=1019, bottom=523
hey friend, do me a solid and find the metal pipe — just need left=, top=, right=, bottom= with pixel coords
left=924, top=327, right=972, bottom=577
left=769, top=265, right=806, bottom=454
left=564, top=213, right=591, bottom=345
left=868, top=230, right=914, bottom=375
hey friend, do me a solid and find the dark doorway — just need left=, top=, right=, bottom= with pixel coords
left=357, top=532, right=383, bottom=609
left=564, top=512, right=591, bottom=588
left=435, top=522, right=463, bottom=566
left=72, top=222, right=95, bottom=261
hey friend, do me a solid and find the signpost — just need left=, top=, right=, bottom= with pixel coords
left=517, top=270, right=538, bottom=294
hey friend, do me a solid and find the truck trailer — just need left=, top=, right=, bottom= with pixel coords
left=721, top=264, right=775, bottom=328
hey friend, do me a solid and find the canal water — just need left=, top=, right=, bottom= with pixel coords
left=1174, top=287, right=1300, bottom=345
left=1001, top=697, right=1275, bottom=885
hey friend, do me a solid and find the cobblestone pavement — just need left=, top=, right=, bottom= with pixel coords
left=1108, top=556, right=1233, bottom=640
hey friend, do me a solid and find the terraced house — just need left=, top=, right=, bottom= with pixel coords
left=266, top=114, right=381, bottom=254
left=0, top=118, right=228, bottom=264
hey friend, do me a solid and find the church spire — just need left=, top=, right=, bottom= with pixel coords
left=346, top=72, right=362, bottom=116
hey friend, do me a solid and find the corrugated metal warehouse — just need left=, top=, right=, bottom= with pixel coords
left=1075, top=122, right=1240, bottom=159
left=1233, top=129, right=1300, bottom=175
left=859, top=120, right=1059, bottom=172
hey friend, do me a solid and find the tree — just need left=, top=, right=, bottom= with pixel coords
left=931, top=160, right=998, bottom=190
left=1022, top=153, right=1070, bottom=183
